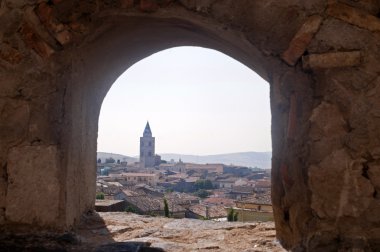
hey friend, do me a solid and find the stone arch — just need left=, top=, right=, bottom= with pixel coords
left=1, top=1, right=380, bottom=250
left=62, top=13, right=280, bottom=227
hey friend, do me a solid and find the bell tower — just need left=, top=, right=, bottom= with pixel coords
left=139, top=121, right=155, bottom=168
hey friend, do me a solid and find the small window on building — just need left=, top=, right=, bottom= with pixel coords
left=148, top=151, right=152, bottom=156
left=149, top=141, right=152, bottom=146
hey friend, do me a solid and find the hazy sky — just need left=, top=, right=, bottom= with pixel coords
left=97, top=46, right=271, bottom=156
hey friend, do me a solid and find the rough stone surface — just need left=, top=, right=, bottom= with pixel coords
left=1, top=0, right=380, bottom=251
left=328, top=2, right=380, bottom=32
left=5, top=145, right=61, bottom=227
left=0, top=212, right=285, bottom=252
left=302, top=51, right=361, bottom=70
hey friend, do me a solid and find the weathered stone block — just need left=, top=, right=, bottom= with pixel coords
left=55, top=30, right=71, bottom=45
left=308, top=102, right=347, bottom=164
left=0, top=44, right=23, bottom=64
left=309, top=149, right=374, bottom=219
left=328, top=2, right=380, bottom=32
left=368, top=163, right=380, bottom=191
left=302, top=51, right=361, bottom=70
left=20, top=23, right=54, bottom=59
left=0, top=99, right=30, bottom=146
left=120, top=0, right=134, bottom=9
left=140, top=0, right=159, bottom=13
left=309, top=102, right=347, bottom=141
left=5, top=145, right=61, bottom=227
left=339, top=0, right=380, bottom=15
left=282, top=15, right=323, bottom=66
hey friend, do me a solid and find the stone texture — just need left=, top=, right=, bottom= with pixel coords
left=328, top=2, right=380, bottom=32
left=5, top=145, right=61, bottom=227
left=0, top=99, right=30, bottom=146
left=0, top=0, right=380, bottom=251
left=282, top=15, right=323, bottom=66
left=0, top=44, right=23, bottom=65
left=140, top=0, right=160, bottom=13
left=309, top=149, right=374, bottom=219
left=308, top=102, right=347, bottom=163
left=80, top=212, right=285, bottom=252
left=20, top=22, right=55, bottom=59
left=302, top=51, right=361, bottom=70
left=0, top=212, right=284, bottom=251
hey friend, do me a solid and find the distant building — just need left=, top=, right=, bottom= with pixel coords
left=185, top=163, right=224, bottom=174
left=158, top=159, right=186, bottom=172
left=232, top=194, right=273, bottom=222
left=116, top=172, right=159, bottom=186
left=140, top=121, right=155, bottom=168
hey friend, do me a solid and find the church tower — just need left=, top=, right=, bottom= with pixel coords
left=140, top=121, right=155, bottom=168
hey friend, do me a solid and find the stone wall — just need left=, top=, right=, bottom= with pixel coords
left=1, top=0, right=380, bottom=250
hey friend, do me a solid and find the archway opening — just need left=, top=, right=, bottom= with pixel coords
left=96, top=46, right=273, bottom=227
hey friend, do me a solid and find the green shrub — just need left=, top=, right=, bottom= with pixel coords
left=125, top=205, right=137, bottom=213
left=227, top=208, right=238, bottom=222
left=96, top=192, right=105, bottom=200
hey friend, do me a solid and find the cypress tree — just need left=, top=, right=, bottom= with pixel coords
left=164, top=198, right=170, bottom=217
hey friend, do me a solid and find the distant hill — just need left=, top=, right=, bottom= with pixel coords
left=159, top=152, right=272, bottom=169
left=97, top=152, right=138, bottom=163
left=97, top=151, right=272, bottom=168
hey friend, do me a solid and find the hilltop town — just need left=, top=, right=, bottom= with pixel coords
left=96, top=122, right=272, bottom=222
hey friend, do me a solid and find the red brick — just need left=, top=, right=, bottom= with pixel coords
left=281, top=15, right=323, bottom=66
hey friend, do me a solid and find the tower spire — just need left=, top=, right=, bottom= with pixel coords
left=143, top=121, right=152, bottom=137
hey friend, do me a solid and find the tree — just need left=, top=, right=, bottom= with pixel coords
left=125, top=205, right=137, bottom=213
left=227, top=208, right=238, bottom=222
left=163, top=198, right=170, bottom=217
left=96, top=192, right=105, bottom=200
left=97, top=158, right=102, bottom=163
left=195, top=189, right=209, bottom=198
left=117, top=159, right=120, bottom=164
left=234, top=211, right=238, bottom=221
left=204, top=180, right=213, bottom=189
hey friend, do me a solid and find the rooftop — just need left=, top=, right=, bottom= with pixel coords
left=121, top=172, right=157, bottom=177
left=237, top=194, right=272, bottom=205
left=95, top=199, right=124, bottom=207
left=188, top=204, right=228, bottom=219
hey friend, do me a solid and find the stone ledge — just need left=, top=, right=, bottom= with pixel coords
left=328, top=2, right=380, bottom=32
left=302, top=51, right=361, bottom=70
